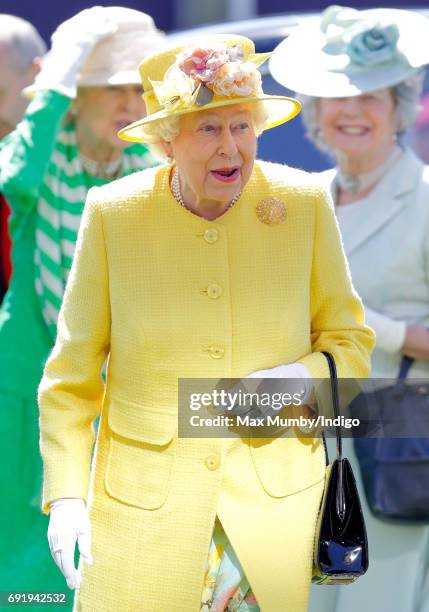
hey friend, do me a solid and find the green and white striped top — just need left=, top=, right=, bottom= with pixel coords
left=34, top=116, right=159, bottom=339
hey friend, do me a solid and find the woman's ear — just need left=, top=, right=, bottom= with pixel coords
left=161, top=139, right=174, bottom=162
left=73, top=88, right=87, bottom=113
left=29, top=56, right=42, bottom=80
left=70, top=98, right=79, bottom=114
left=389, top=87, right=401, bottom=138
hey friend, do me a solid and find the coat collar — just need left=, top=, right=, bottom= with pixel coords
left=320, top=148, right=425, bottom=255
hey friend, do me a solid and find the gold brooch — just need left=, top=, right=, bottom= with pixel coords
left=256, top=198, right=287, bottom=225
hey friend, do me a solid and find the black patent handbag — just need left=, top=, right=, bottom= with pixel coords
left=312, top=352, right=369, bottom=585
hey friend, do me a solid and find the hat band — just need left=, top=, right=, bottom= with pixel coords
left=142, top=85, right=266, bottom=118
left=143, top=90, right=160, bottom=115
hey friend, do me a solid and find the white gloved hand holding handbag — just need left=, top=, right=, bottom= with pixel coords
left=48, top=498, right=93, bottom=590
left=245, top=362, right=314, bottom=404
left=27, top=7, right=117, bottom=98
left=244, top=362, right=318, bottom=431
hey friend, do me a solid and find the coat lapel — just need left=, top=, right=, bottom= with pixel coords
left=319, top=150, right=424, bottom=256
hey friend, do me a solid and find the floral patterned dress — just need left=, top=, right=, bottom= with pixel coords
left=200, top=517, right=260, bottom=611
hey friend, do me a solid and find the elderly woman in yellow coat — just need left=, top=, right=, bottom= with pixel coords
left=38, top=35, right=374, bottom=611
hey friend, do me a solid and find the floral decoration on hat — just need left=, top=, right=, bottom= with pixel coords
left=150, top=43, right=269, bottom=112
left=119, top=34, right=302, bottom=143
left=321, top=5, right=400, bottom=67
left=269, top=5, right=429, bottom=98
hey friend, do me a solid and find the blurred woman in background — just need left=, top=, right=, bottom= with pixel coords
left=0, top=5, right=165, bottom=600
left=271, top=6, right=429, bottom=612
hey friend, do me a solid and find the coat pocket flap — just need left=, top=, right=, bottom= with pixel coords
left=250, top=436, right=325, bottom=497
left=107, top=396, right=177, bottom=445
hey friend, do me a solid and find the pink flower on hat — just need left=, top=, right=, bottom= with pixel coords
left=178, top=46, right=229, bottom=84
left=212, top=62, right=262, bottom=97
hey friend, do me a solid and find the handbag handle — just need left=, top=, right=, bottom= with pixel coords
left=321, top=351, right=342, bottom=461
left=398, top=355, right=414, bottom=380
left=321, top=351, right=346, bottom=519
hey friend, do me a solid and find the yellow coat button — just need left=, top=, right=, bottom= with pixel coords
left=206, top=284, right=223, bottom=299
left=204, top=228, right=219, bottom=243
left=205, top=454, right=220, bottom=470
left=208, top=346, right=225, bottom=359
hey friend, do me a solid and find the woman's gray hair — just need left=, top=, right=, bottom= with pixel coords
left=140, top=116, right=182, bottom=159
left=142, top=101, right=269, bottom=159
left=298, top=72, right=425, bottom=153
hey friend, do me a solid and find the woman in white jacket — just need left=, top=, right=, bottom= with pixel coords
left=270, top=5, right=429, bottom=612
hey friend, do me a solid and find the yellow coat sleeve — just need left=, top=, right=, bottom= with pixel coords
left=298, top=186, right=375, bottom=379
left=38, top=189, right=110, bottom=513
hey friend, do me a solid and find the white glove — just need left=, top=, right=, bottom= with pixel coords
left=245, top=363, right=317, bottom=432
left=48, top=498, right=93, bottom=590
left=26, top=7, right=117, bottom=98
left=245, top=362, right=314, bottom=403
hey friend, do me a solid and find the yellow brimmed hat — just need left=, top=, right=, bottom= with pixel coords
left=118, top=34, right=301, bottom=143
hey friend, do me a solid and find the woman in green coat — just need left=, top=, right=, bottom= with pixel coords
left=0, top=6, right=164, bottom=601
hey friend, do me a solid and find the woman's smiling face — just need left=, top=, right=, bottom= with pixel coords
left=164, top=104, right=258, bottom=207
left=318, top=89, right=397, bottom=163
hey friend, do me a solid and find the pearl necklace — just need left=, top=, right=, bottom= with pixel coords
left=171, top=166, right=240, bottom=213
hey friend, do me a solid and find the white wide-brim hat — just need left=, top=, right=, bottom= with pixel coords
left=24, top=6, right=167, bottom=98
left=269, top=6, right=429, bottom=98
left=78, top=7, right=166, bottom=87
